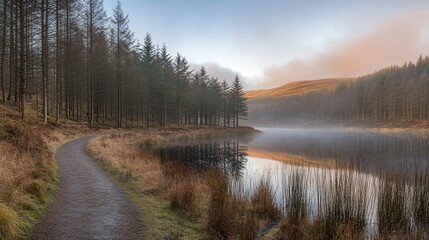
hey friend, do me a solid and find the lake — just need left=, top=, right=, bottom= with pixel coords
left=159, top=127, right=429, bottom=236
left=161, top=127, right=429, bottom=178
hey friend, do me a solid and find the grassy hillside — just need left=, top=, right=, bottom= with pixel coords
left=245, top=78, right=353, bottom=99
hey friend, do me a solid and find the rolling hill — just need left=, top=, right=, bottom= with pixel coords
left=244, top=77, right=356, bottom=126
left=244, top=56, right=429, bottom=128
left=245, top=78, right=355, bottom=100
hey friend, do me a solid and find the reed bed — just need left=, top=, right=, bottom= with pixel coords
left=128, top=151, right=429, bottom=239
left=221, top=162, right=429, bottom=239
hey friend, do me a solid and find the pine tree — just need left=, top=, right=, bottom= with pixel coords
left=159, top=44, right=173, bottom=126
left=141, top=33, right=155, bottom=128
left=229, top=75, right=248, bottom=127
left=85, top=0, right=107, bottom=125
left=174, top=54, right=191, bottom=125
left=111, top=1, right=132, bottom=127
left=221, top=80, right=229, bottom=127
left=41, top=0, right=49, bottom=124
left=0, top=0, right=7, bottom=103
left=18, top=0, right=25, bottom=118
left=207, top=77, right=222, bottom=126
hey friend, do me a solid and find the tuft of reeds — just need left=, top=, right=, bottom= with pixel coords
left=206, top=169, right=234, bottom=239
left=278, top=169, right=308, bottom=240
left=312, top=169, right=367, bottom=240
left=162, top=162, right=197, bottom=212
left=377, top=174, right=410, bottom=236
left=206, top=169, right=259, bottom=239
left=237, top=210, right=258, bottom=240
left=412, top=169, right=429, bottom=231
left=251, top=174, right=282, bottom=221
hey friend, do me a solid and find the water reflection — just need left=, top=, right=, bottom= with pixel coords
left=159, top=139, right=248, bottom=178
left=249, top=128, right=429, bottom=176
left=160, top=128, right=429, bottom=178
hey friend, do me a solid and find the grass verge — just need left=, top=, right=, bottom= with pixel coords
left=0, top=104, right=101, bottom=239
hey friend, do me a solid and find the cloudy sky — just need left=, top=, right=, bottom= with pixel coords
left=104, top=0, right=429, bottom=89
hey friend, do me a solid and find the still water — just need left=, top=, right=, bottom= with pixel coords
left=159, top=127, right=429, bottom=233
left=161, top=127, right=429, bottom=177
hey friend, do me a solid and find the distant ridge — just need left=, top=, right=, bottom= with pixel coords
left=245, top=78, right=355, bottom=99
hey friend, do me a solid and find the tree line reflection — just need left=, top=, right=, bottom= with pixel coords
left=159, top=140, right=248, bottom=178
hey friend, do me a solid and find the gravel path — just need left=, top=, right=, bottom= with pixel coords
left=32, top=136, right=145, bottom=240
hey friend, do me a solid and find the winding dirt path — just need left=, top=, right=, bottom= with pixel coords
left=32, top=136, right=145, bottom=240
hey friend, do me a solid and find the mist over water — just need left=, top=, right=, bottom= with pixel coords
left=159, top=127, right=429, bottom=236
left=249, top=127, right=429, bottom=175
left=161, top=127, right=429, bottom=179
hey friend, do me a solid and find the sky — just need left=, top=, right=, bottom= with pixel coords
left=104, top=0, right=429, bottom=90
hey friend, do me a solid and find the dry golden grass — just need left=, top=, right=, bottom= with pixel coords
left=251, top=175, right=281, bottom=221
left=89, top=132, right=168, bottom=201
left=0, top=104, right=102, bottom=239
left=87, top=127, right=259, bottom=239
left=245, top=78, right=353, bottom=100
left=206, top=169, right=259, bottom=240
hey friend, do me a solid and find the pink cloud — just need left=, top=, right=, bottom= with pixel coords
left=257, top=10, right=429, bottom=89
